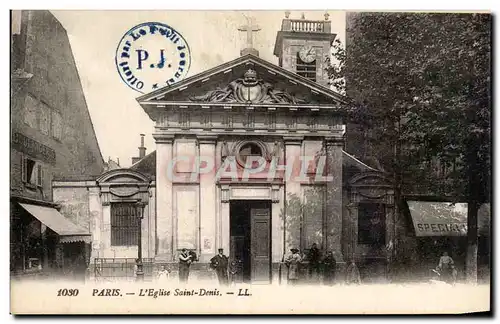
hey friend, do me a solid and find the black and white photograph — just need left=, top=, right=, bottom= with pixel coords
left=8, top=8, right=491, bottom=314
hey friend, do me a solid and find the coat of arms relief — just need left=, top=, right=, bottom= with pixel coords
left=189, top=68, right=307, bottom=104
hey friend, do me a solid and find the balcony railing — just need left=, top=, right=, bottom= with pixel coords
left=281, top=19, right=331, bottom=33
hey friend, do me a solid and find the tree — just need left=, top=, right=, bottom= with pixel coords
left=327, top=12, right=491, bottom=282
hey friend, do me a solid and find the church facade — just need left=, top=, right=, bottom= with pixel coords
left=53, top=16, right=395, bottom=283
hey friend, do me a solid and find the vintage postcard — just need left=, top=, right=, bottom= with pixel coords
left=9, top=9, right=491, bottom=314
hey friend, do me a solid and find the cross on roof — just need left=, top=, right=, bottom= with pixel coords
left=238, top=15, right=260, bottom=56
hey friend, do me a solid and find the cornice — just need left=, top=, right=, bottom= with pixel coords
left=152, top=133, right=175, bottom=144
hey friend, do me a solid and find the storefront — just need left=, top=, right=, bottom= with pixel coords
left=406, top=200, right=490, bottom=282
left=10, top=197, right=91, bottom=281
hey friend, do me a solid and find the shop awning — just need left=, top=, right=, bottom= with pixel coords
left=18, top=203, right=91, bottom=243
left=407, top=201, right=490, bottom=237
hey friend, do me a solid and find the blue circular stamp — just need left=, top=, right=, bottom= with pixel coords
left=115, top=22, right=191, bottom=93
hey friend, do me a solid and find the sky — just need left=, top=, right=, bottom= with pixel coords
left=51, top=10, right=346, bottom=167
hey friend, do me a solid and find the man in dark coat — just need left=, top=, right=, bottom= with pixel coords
left=210, top=248, right=229, bottom=286
left=178, top=248, right=192, bottom=283
left=307, top=243, right=321, bottom=281
left=322, top=251, right=337, bottom=286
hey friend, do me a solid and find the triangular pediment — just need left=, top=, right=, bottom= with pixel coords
left=137, top=54, right=345, bottom=106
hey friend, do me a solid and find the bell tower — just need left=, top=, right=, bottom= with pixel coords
left=273, top=12, right=337, bottom=87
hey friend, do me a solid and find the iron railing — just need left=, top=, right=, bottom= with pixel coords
left=92, top=258, right=154, bottom=281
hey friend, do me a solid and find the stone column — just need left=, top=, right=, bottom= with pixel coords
left=153, top=134, right=174, bottom=262
left=325, top=136, right=344, bottom=262
left=198, top=135, right=217, bottom=262
left=283, top=136, right=303, bottom=253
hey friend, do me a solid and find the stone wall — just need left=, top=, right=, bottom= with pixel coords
left=11, top=10, right=104, bottom=203
left=53, top=180, right=156, bottom=262
left=281, top=38, right=331, bottom=87
left=53, top=185, right=91, bottom=232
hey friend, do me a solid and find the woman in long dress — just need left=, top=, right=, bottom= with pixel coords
left=346, top=261, right=362, bottom=285
left=285, top=248, right=302, bottom=286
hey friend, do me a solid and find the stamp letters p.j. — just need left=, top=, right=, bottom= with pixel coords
left=115, top=22, right=191, bottom=93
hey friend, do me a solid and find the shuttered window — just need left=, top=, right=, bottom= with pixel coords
left=36, top=164, right=43, bottom=187
left=111, top=203, right=139, bottom=246
left=21, top=155, right=26, bottom=183
left=21, top=156, right=43, bottom=188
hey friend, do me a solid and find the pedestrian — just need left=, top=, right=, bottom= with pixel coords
left=210, top=248, right=229, bottom=286
left=307, top=243, right=321, bottom=282
left=322, top=251, right=337, bottom=286
left=346, top=260, right=361, bottom=285
left=437, top=251, right=455, bottom=284
left=157, top=265, right=170, bottom=283
left=178, top=248, right=192, bottom=283
left=133, top=258, right=139, bottom=279
left=285, top=248, right=302, bottom=286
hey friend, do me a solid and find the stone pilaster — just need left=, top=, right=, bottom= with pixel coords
left=88, top=186, right=102, bottom=261
left=147, top=187, right=156, bottom=259
left=345, top=202, right=358, bottom=262
left=198, top=135, right=217, bottom=262
left=283, top=136, right=303, bottom=253
left=153, top=134, right=174, bottom=262
left=102, top=204, right=111, bottom=254
left=325, top=136, right=344, bottom=262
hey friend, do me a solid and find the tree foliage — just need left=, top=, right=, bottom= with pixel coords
left=327, top=12, right=491, bottom=282
left=327, top=12, right=491, bottom=200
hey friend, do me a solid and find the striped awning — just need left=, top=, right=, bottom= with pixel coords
left=18, top=203, right=91, bottom=243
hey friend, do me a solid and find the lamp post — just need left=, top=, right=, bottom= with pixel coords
left=135, top=201, right=146, bottom=282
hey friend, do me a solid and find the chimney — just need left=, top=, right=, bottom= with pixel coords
left=139, top=134, right=146, bottom=158
left=131, top=134, right=147, bottom=165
